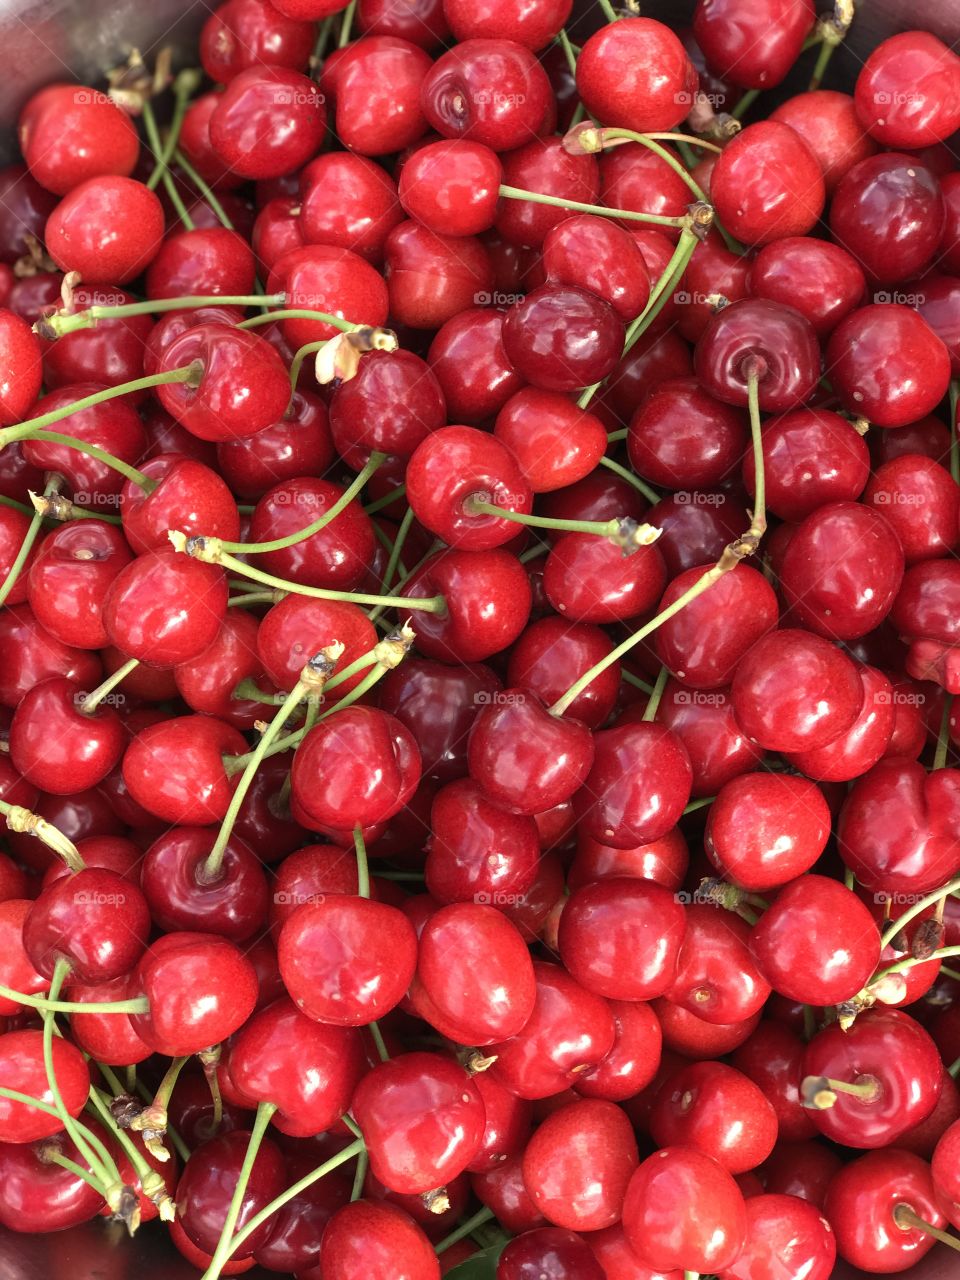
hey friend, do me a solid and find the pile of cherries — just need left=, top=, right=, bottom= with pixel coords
left=5, top=0, right=960, bottom=1277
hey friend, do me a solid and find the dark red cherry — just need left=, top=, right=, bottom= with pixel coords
left=0, top=163, right=58, bottom=260
left=711, top=122, right=824, bottom=246
left=742, top=407, right=870, bottom=522
left=21, top=382, right=146, bottom=501
left=748, top=236, right=866, bottom=336
left=329, top=349, right=444, bottom=465
left=502, top=285, right=624, bottom=393
left=122, top=714, right=245, bottom=825
left=0, top=1030, right=89, bottom=1143
left=176, top=1128, right=286, bottom=1258
left=0, top=604, right=101, bottom=710
left=420, top=38, right=552, bottom=152
left=830, top=153, right=944, bottom=283
left=140, top=827, right=267, bottom=942
left=217, top=388, right=333, bottom=499
left=507, top=618, right=620, bottom=730
left=761, top=1140, right=842, bottom=1208
left=695, top=298, right=820, bottom=412
left=657, top=681, right=764, bottom=797
left=498, top=1226, right=605, bottom=1280
left=425, top=777, right=539, bottom=904
left=41, top=286, right=151, bottom=395
left=732, top=1021, right=817, bottom=1143
left=384, top=220, right=493, bottom=330
left=693, top=0, right=815, bottom=89
left=749, top=875, right=880, bottom=1007
left=253, top=1162, right=350, bottom=1273
left=731, top=628, right=863, bottom=752
left=574, top=722, right=692, bottom=848
left=299, top=152, right=403, bottom=263
left=428, top=308, right=525, bottom=425
left=646, top=489, right=747, bottom=577
left=320, top=1200, right=440, bottom=1280
left=248, top=475, right=376, bottom=592
left=628, top=377, right=748, bottom=490
left=855, top=31, right=960, bottom=148
left=9, top=677, right=124, bottom=795
left=576, top=18, right=696, bottom=132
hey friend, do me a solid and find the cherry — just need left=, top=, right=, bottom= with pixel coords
left=0, top=163, right=58, bottom=260
left=623, top=1146, right=747, bottom=1274
left=400, top=547, right=532, bottom=664
left=838, top=756, right=960, bottom=894
left=855, top=31, right=960, bottom=148
left=254, top=1163, right=351, bottom=1273
left=330, top=349, right=444, bottom=465
left=932, top=1116, right=960, bottom=1223
left=0, top=505, right=38, bottom=605
left=131, top=932, right=258, bottom=1057
left=576, top=17, right=696, bottom=132
left=646, top=489, right=747, bottom=577
left=628, top=377, right=747, bottom=491
left=488, top=960, right=616, bottom=1099
left=102, top=547, right=227, bottom=668
left=743, top=407, right=870, bottom=522
left=507, top=618, right=620, bottom=730
left=352, top=1052, right=484, bottom=1193
left=257, top=595, right=377, bottom=695
left=120, top=453, right=239, bottom=555
left=732, top=1021, right=817, bottom=1143
left=409, top=901, right=535, bottom=1043
left=141, top=826, right=267, bottom=941
left=384, top=220, right=493, bottom=330
left=831, top=153, right=944, bottom=283
left=824, top=1148, right=946, bottom=1273
left=228, top=997, right=363, bottom=1136
left=320, top=36, right=431, bottom=156
left=543, top=531, right=667, bottom=625
left=769, top=90, right=878, bottom=194
left=558, top=877, right=686, bottom=1001
left=122, top=713, right=245, bottom=825
left=540, top=214, right=651, bottom=321
left=785, top=662, right=896, bottom=782
left=357, top=0, right=448, bottom=46
left=199, top=0, right=314, bottom=82
left=695, top=298, right=821, bottom=412
left=67, top=975, right=151, bottom=1066
left=761, top=1140, right=842, bottom=1208
left=651, top=1060, right=778, bottom=1173
left=143, top=306, right=245, bottom=381
left=208, top=67, right=326, bottom=179
left=693, top=0, right=815, bottom=89
left=573, top=999, right=662, bottom=1104
left=496, top=136, right=599, bottom=249
left=498, top=1227, right=606, bottom=1280
left=0, top=1131, right=105, bottom=1232
left=657, top=682, right=764, bottom=797
left=711, top=122, right=825, bottom=246
left=41, top=287, right=153, bottom=396
left=398, top=139, right=502, bottom=237
left=0, top=1029, right=90, bottom=1143
left=0, top=899, right=47, bottom=1013
left=320, top=1200, right=440, bottom=1280
left=0, top=310, right=43, bottom=426
left=145, top=227, right=255, bottom=299
left=291, top=707, right=421, bottom=834
left=473, top=1152, right=548, bottom=1234
left=0, top=604, right=101, bottom=710
left=425, top=776, right=539, bottom=903
left=45, top=177, right=163, bottom=285
left=748, top=236, right=866, bottom=337
left=19, top=84, right=140, bottom=195
left=218, top=388, right=333, bottom=498
left=574, top=722, right=692, bottom=848
left=720, top=1192, right=836, bottom=1280
left=420, top=38, right=553, bottom=152
left=705, top=771, right=829, bottom=892
left=177, top=1127, right=286, bottom=1258
left=749, top=874, right=880, bottom=1007
left=21, top=383, right=147, bottom=502
left=731, top=628, right=863, bottom=752
left=494, top=389, right=606, bottom=494
left=599, top=145, right=688, bottom=249
left=467, top=1072, right=532, bottom=1171
left=428, top=309, right=526, bottom=424
left=268, top=243, right=389, bottom=346
left=502, top=285, right=624, bottom=393
left=8, top=673, right=126, bottom=795
left=666, top=904, right=770, bottom=1026
left=174, top=609, right=267, bottom=729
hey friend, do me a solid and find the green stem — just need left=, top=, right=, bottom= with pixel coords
left=200, top=1101, right=278, bottom=1280
left=338, top=0, right=357, bottom=44
left=598, top=455, right=660, bottom=505
left=435, top=1206, right=496, bottom=1255
left=731, top=88, right=760, bottom=120
left=41, top=1148, right=109, bottom=1195
left=872, top=945, right=960, bottom=982
left=355, top=825, right=370, bottom=899
left=0, top=799, right=85, bottom=871
left=0, top=1086, right=117, bottom=1182
left=87, top=1086, right=162, bottom=1196
left=173, top=148, right=235, bottom=230
left=0, top=474, right=58, bottom=607
left=880, top=876, right=960, bottom=951
left=558, top=28, right=578, bottom=77
left=220, top=454, right=385, bottom=554
left=364, top=483, right=406, bottom=515
left=237, top=309, right=361, bottom=334
left=46, top=294, right=285, bottom=336
left=621, top=669, right=654, bottom=695
left=350, top=1146, right=368, bottom=1200
left=596, top=0, right=617, bottom=20
left=79, top=657, right=139, bottom=715
left=498, top=184, right=685, bottom=228
left=153, top=1056, right=189, bottom=1113
left=0, top=982, right=148, bottom=1013
left=228, top=591, right=282, bottom=609
left=0, top=494, right=34, bottom=517
left=682, top=796, right=715, bottom=815
left=288, top=338, right=326, bottom=391
left=951, top=380, right=960, bottom=485
left=142, top=99, right=194, bottom=230
left=369, top=1022, right=390, bottom=1063
left=382, top=506, right=414, bottom=591
left=643, top=665, right=669, bottom=722
left=146, top=70, right=199, bottom=191
left=935, top=695, right=954, bottom=771
left=466, top=499, right=636, bottom=540
left=808, top=34, right=834, bottom=90
left=949, top=1054, right=960, bottom=1079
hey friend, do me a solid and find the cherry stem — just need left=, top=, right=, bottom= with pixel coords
left=168, top=532, right=446, bottom=613
left=871, top=944, right=960, bottom=983
left=934, top=694, right=953, bottom=771
left=0, top=982, right=148, bottom=1014
left=622, top=669, right=655, bottom=695
left=383, top=506, right=415, bottom=592
left=42, top=295, right=286, bottom=338
left=354, top=824, right=370, bottom=899
left=41, top=1147, right=109, bottom=1196
left=557, top=28, right=578, bottom=76
left=596, top=0, right=617, bottom=21
left=497, top=184, right=686, bottom=228
left=435, top=1205, right=497, bottom=1255
left=288, top=338, right=327, bottom=391
left=228, top=591, right=283, bottom=609
left=368, top=1021, right=390, bottom=1063
left=87, top=1084, right=173, bottom=1217
left=0, top=799, right=85, bottom=871
left=208, top=1137, right=366, bottom=1271
left=141, top=99, right=194, bottom=231
left=598, top=455, right=660, bottom=505
left=879, top=876, right=960, bottom=950
left=338, top=0, right=357, bottom=44
left=146, top=68, right=200, bottom=191
left=364, top=483, right=406, bottom=515
left=79, top=657, right=139, bottom=715
left=744, top=370, right=767, bottom=543
left=643, top=666, right=669, bottom=722
left=200, top=1100, right=278, bottom=1280
left=0, top=473, right=59, bottom=607
left=219, top=453, right=386, bottom=554
left=949, top=1054, right=960, bottom=1079
left=201, top=1046, right=224, bottom=1135
left=950, top=381, right=960, bottom=485
left=684, top=1274, right=700, bottom=1280
left=173, top=147, right=236, bottom=231
left=152, top=1054, right=189, bottom=1117
left=0, top=365, right=203, bottom=451
left=808, top=1, right=854, bottom=91
left=801, top=1073, right=881, bottom=1109
left=465, top=498, right=661, bottom=551
left=350, top=1146, right=369, bottom=1200
left=0, top=1085, right=118, bottom=1185
left=237, top=308, right=364, bottom=334
left=893, top=1204, right=960, bottom=1252
left=731, top=88, right=760, bottom=120
left=648, top=132, right=723, bottom=153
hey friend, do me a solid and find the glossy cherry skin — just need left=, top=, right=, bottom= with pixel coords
left=494, top=389, right=607, bottom=494
left=66, top=974, right=151, bottom=1067
left=502, top=285, right=624, bottom=393
left=131, top=932, right=258, bottom=1057
left=0, top=1030, right=90, bottom=1143
left=651, top=1061, right=778, bottom=1173
left=705, top=772, right=829, bottom=892
left=558, top=877, right=686, bottom=1002
left=22, top=382, right=146, bottom=502
left=420, top=38, right=552, bottom=151
left=22, top=866, right=149, bottom=982
left=838, top=757, right=960, bottom=894
left=743, top=407, right=870, bottom=522
left=731, top=629, right=863, bottom=752
left=824, top=1148, right=945, bottom=1273
left=299, top=153, right=403, bottom=264
left=769, top=89, right=876, bottom=194
left=199, top=0, right=313, bottom=81
left=497, top=1227, right=605, bottom=1280
left=507, top=618, right=619, bottom=730
left=398, top=139, right=501, bottom=236
left=119, top=454, right=239, bottom=556
left=8, top=675, right=124, bottom=795
left=720, top=1193, right=835, bottom=1280
left=268, top=244, right=389, bottom=348
left=0, top=605, right=101, bottom=711
left=488, top=961, right=616, bottom=1100
left=19, top=83, right=140, bottom=195
left=174, top=609, right=268, bottom=730
left=320, top=35, right=431, bottom=156
left=571, top=999, right=661, bottom=1104
left=472, top=1152, right=548, bottom=1234
left=694, top=0, right=814, bottom=89
left=254, top=1167, right=351, bottom=1273
left=695, top=299, right=820, bottom=412
left=542, top=214, right=650, bottom=321
left=228, top=996, right=363, bottom=1136
left=0, top=899, right=47, bottom=1013
left=428, top=308, right=525, bottom=424
left=140, top=827, right=267, bottom=942
left=574, top=722, right=692, bottom=849
left=217, top=391, right=332, bottom=499
left=496, top=136, right=599, bottom=249
left=0, top=309, right=42, bottom=425
left=785, top=663, right=895, bottom=782
left=748, top=236, right=865, bottom=339
left=102, top=547, right=226, bottom=670
left=666, top=905, right=770, bottom=1026
left=257, top=595, right=376, bottom=696
left=409, top=902, right=535, bottom=1044
left=291, top=708, right=421, bottom=834
left=855, top=31, right=960, bottom=147
left=425, top=777, right=539, bottom=904
left=357, top=0, right=447, bottom=47
left=711, top=122, right=824, bottom=247
left=623, top=1146, right=747, bottom=1273
left=45, top=177, right=163, bottom=284
left=0, top=1131, right=105, bottom=1232
left=932, top=1116, right=960, bottom=1224
left=320, top=1200, right=439, bottom=1280
left=279, top=896, right=417, bottom=1027
left=146, top=227, right=255, bottom=301
left=546, top=535, right=668, bottom=630
left=732, top=1022, right=817, bottom=1143
left=329, top=348, right=444, bottom=465
left=827, top=304, right=951, bottom=427
left=442, top=0, right=568, bottom=48
left=176, top=1128, right=286, bottom=1258
left=576, top=17, right=695, bottom=132
left=750, top=875, right=880, bottom=1008
left=883, top=450, right=960, bottom=553
left=122, top=714, right=244, bottom=825
left=653, top=562, right=778, bottom=690
left=249, top=475, right=376, bottom=592
left=352, top=1052, right=484, bottom=1194
left=830, top=153, right=944, bottom=283
left=805, top=1009, right=943, bottom=1149
left=400, top=547, right=532, bottom=664
left=657, top=682, right=763, bottom=798
left=627, top=377, right=747, bottom=491
left=646, top=489, right=747, bottom=577
left=208, top=66, right=325, bottom=179
left=0, top=163, right=58, bottom=260
left=761, top=1141, right=842, bottom=1209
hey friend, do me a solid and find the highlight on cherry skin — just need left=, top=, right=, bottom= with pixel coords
left=4, top=2, right=960, bottom=1278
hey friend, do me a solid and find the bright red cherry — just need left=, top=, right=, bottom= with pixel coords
left=209, top=67, right=326, bottom=179
left=666, top=904, right=770, bottom=1027
left=720, top=1193, right=835, bottom=1280
left=384, top=220, right=493, bottom=330
left=428, top=308, right=525, bottom=425
left=657, top=682, right=764, bottom=797
left=628, top=377, right=748, bottom=491
left=268, top=243, right=389, bottom=347
left=22, top=383, right=146, bottom=502
left=574, top=722, right=692, bottom=848
left=0, top=1030, right=90, bottom=1143
left=146, top=227, right=255, bottom=300
left=542, top=214, right=651, bottom=321
left=576, top=18, right=697, bottom=132
left=102, top=548, right=227, bottom=668
left=693, top=0, right=815, bottom=88
left=824, top=1149, right=945, bottom=1273
left=45, top=177, right=163, bottom=284
left=651, top=1061, right=778, bottom=1173
left=732, top=1022, right=817, bottom=1143
left=0, top=1131, right=105, bottom=1232
left=855, top=31, right=960, bottom=147
left=705, top=771, right=829, bottom=892
left=425, top=777, right=539, bottom=905
left=496, top=135, right=599, bottom=248
left=8, top=676, right=123, bottom=794
left=507, top=617, right=620, bottom=730
left=495, top=389, right=607, bottom=494
left=711, top=122, right=824, bottom=246
left=199, top=0, right=313, bottom=81
left=329, top=349, right=444, bottom=464
left=298, top=153, right=402, bottom=264
left=319, top=35, right=431, bottom=156
left=140, top=826, right=267, bottom=942
left=257, top=595, right=376, bottom=696
left=398, top=139, right=502, bottom=236
left=784, top=663, right=895, bottom=783
left=122, top=714, right=245, bottom=825
left=0, top=309, right=42, bottom=425
left=19, top=83, right=140, bottom=195
left=22, top=865, right=148, bottom=983
left=748, top=236, right=865, bottom=337
left=320, top=1200, right=440, bottom=1280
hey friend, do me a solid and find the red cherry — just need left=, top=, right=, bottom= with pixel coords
left=425, top=777, right=539, bottom=904
left=174, top=610, right=268, bottom=729
left=9, top=675, right=124, bottom=795
left=176, top=1127, right=286, bottom=1258
left=543, top=532, right=667, bottom=625
left=831, top=153, right=944, bottom=283
left=784, top=662, right=895, bottom=782
left=508, top=618, right=620, bottom=730
left=0, top=1131, right=105, bottom=1232
left=0, top=604, right=101, bottom=710
left=576, top=18, right=696, bottom=132
left=122, top=714, right=245, bottom=825
left=542, top=214, right=650, bottom=321
left=574, top=999, right=663, bottom=1103
left=145, top=227, right=255, bottom=299
left=330, top=349, right=445, bottom=464
left=742, top=407, right=870, bottom=522
left=119, top=453, right=239, bottom=555
left=695, top=298, right=820, bottom=412
left=208, top=67, right=325, bottom=179
left=761, top=1140, right=841, bottom=1208
left=719, top=1193, right=835, bottom=1280
left=574, top=722, right=692, bottom=848
left=384, top=220, right=493, bottom=330
left=0, top=899, right=47, bottom=1014
left=651, top=1060, right=778, bottom=1173
left=103, top=548, right=227, bottom=668
left=67, top=974, right=151, bottom=1066
left=748, top=236, right=866, bottom=336
left=299, top=152, right=403, bottom=262
left=0, top=1030, right=89, bottom=1143
left=217, top=388, right=333, bottom=499
left=749, top=875, right=880, bottom=1007
left=498, top=1226, right=606, bottom=1280
left=855, top=31, right=960, bottom=148
left=21, top=382, right=146, bottom=502
left=19, top=84, right=140, bottom=195
left=711, top=122, right=824, bottom=246
left=320, top=36, right=431, bottom=156
left=646, top=489, right=747, bottom=577
left=732, top=1022, right=817, bottom=1143
left=769, top=89, right=877, bottom=194
left=268, top=244, right=389, bottom=347
left=705, top=771, right=829, bottom=892
left=248, top=475, right=376, bottom=591
left=45, top=177, right=163, bottom=284
left=140, top=826, right=267, bottom=942
left=628, top=377, right=748, bottom=490
left=428, top=308, right=525, bottom=424
left=495, top=389, right=607, bottom=494
left=657, top=682, right=764, bottom=797
left=320, top=1200, right=440, bottom=1280
left=693, top=0, right=815, bottom=89
left=257, top=595, right=377, bottom=695
left=0, top=309, right=42, bottom=425
left=666, top=904, right=770, bottom=1026
left=502, top=285, right=624, bottom=393
left=199, top=0, right=313, bottom=81
left=398, top=139, right=502, bottom=237
left=623, top=1146, right=747, bottom=1273
left=420, top=38, right=552, bottom=151
left=496, top=136, right=599, bottom=249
